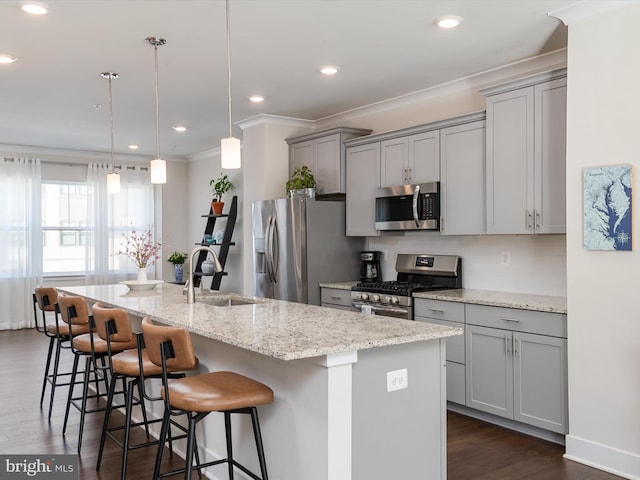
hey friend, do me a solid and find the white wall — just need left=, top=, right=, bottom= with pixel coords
left=562, top=3, right=640, bottom=478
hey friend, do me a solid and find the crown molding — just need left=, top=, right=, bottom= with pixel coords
left=0, top=143, right=186, bottom=162
left=549, top=1, right=635, bottom=25
left=236, top=114, right=314, bottom=131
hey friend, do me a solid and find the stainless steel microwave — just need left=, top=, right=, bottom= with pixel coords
left=375, top=182, right=440, bottom=231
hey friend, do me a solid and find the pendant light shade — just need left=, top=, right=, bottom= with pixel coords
left=221, top=0, right=241, bottom=169
left=147, top=36, right=167, bottom=184
left=101, top=71, right=120, bottom=194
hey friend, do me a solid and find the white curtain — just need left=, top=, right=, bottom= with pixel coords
left=85, top=163, right=156, bottom=284
left=0, top=157, right=42, bottom=330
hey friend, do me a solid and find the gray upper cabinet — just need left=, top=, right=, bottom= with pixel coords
left=440, top=120, right=486, bottom=235
left=346, top=142, right=381, bottom=237
left=482, top=70, right=566, bottom=234
left=287, top=127, right=371, bottom=196
left=380, top=131, right=439, bottom=187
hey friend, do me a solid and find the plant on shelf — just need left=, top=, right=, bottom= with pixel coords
left=285, top=165, right=316, bottom=197
left=167, top=251, right=188, bottom=283
left=209, top=174, right=235, bottom=214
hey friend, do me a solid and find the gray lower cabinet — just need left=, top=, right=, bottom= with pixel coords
left=414, top=298, right=465, bottom=405
left=320, top=287, right=354, bottom=311
left=465, top=304, right=567, bottom=434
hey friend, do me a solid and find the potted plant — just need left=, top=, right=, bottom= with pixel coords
left=209, top=174, right=235, bottom=214
left=168, top=251, right=188, bottom=283
left=285, top=165, right=317, bottom=198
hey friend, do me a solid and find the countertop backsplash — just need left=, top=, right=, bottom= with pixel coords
left=366, top=232, right=566, bottom=297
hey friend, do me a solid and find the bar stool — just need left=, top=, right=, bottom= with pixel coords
left=140, top=317, right=274, bottom=480
left=33, top=286, right=85, bottom=420
left=58, top=293, right=136, bottom=452
left=94, top=302, right=189, bottom=480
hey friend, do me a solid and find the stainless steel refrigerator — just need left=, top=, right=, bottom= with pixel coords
left=253, top=197, right=362, bottom=305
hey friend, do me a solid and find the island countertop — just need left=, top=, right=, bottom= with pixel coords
left=58, top=283, right=461, bottom=361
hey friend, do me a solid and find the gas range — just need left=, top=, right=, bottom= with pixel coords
left=351, top=254, right=461, bottom=319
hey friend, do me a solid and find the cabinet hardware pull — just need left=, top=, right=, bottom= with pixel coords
left=526, top=210, right=533, bottom=229
left=500, top=317, right=520, bottom=322
left=513, top=336, right=518, bottom=354
left=429, top=308, right=444, bottom=313
left=505, top=334, right=510, bottom=353
left=330, top=295, right=341, bottom=300
left=535, top=210, right=541, bottom=229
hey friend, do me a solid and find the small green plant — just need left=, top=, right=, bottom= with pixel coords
left=285, top=166, right=316, bottom=193
left=210, top=174, right=234, bottom=201
left=167, top=251, right=188, bottom=265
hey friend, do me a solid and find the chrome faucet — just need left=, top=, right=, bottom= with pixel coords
left=187, top=246, right=223, bottom=304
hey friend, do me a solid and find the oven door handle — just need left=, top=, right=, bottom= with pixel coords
left=412, top=184, right=420, bottom=228
left=352, top=301, right=411, bottom=317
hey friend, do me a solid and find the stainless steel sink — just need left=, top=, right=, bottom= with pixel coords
left=197, top=296, right=258, bottom=307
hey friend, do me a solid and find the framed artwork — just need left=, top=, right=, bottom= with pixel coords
left=583, top=164, right=632, bottom=251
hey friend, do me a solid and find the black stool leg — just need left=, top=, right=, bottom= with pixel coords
left=77, top=356, right=92, bottom=452
left=184, top=414, right=198, bottom=480
left=40, top=336, right=55, bottom=407
left=47, top=336, right=63, bottom=420
left=153, top=409, right=171, bottom=480
left=225, top=412, right=234, bottom=480
left=63, top=354, right=80, bottom=435
left=96, top=371, right=118, bottom=471
left=250, top=407, right=269, bottom=480
left=121, top=378, right=138, bottom=480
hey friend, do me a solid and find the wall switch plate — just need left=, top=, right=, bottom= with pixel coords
left=500, top=251, right=511, bottom=266
left=387, top=368, right=408, bottom=392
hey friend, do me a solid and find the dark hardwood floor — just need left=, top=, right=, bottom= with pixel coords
left=0, top=328, right=622, bottom=480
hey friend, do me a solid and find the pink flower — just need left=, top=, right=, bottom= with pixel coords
left=117, top=226, right=162, bottom=268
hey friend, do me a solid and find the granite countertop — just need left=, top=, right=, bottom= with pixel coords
left=413, top=289, right=567, bottom=314
left=58, top=283, right=461, bottom=361
left=319, top=281, right=359, bottom=290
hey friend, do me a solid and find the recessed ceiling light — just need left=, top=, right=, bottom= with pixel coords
left=0, top=54, right=17, bottom=64
left=435, top=15, right=463, bottom=29
left=20, top=1, right=49, bottom=15
left=248, top=95, right=265, bottom=103
left=128, top=144, right=140, bottom=150
left=320, top=66, right=339, bottom=75
left=172, top=126, right=187, bottom=132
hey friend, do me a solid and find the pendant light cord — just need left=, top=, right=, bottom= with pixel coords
left=108, top=74, right=115, bottom=172
left=154, top=43, right=160, bottom=159
left=226, top=0, right=233, bottom=138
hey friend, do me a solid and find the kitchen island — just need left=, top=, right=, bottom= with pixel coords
left=58, top=283, right=461, bottom=480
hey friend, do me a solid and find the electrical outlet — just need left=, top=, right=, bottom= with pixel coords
left=500, top=251, right=511, bottom=266
left=387, top=368, right=408, bottom=392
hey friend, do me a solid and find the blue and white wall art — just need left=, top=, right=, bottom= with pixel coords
left=583, top=164, right=632, bottom=251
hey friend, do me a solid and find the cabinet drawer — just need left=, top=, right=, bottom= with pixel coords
left=414, top=298, right=464, bottom=322
left=466, top=304, right=566, bottom=338
left=320, top=288, right=352, bottom=307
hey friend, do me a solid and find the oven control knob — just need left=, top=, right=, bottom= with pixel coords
left=373, top=294, right=381, bottom=302
left=360, top=293, right=369, bottom=301
left=384, top=295, right=391, bottom=303
left=390, top=296, right=399, bottom=305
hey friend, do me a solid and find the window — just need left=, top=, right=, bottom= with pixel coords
left=42, top=182, right=88, bottom=275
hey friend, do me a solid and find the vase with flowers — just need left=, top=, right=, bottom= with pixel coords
left=117, top=226, right=162, bottom=282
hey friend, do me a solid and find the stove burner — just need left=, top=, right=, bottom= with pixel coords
left=353, top=280, right=447, bottom=296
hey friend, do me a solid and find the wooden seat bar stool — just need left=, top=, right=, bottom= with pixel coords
left=33, top=286, right=86, bottom=420
left=93, top=302, right=190, bottom=480
left=140, top=317, right=274, bottom=480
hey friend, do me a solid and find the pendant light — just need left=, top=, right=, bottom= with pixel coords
left=101, top=72, right=120, bottom=194
left=221, top=0, right=241, bottom=169
left=147, top=36, right=167, bottom=184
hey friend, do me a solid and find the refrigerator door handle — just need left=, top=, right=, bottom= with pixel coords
left=270, top=216, right=279, bottom=281
left=265, top=216, right=274, bottom=282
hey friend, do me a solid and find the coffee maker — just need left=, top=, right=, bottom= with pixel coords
left=360, top=251, right=382, bottom=283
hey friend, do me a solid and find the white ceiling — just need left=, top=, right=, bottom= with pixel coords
left=0, top=0, right=574, bottom=160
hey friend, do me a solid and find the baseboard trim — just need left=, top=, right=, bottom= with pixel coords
left=447, top=403, right=566, bottom=445
left=565, top=435, right=640, bottom=480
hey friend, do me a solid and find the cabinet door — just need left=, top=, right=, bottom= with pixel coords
left=315, top=133, right=342, bottom=195
left=534, top=78, right=567, bottom=234
left=346, top=143, right=381, bottom=236
left=380, top=137, right=409, bottom=187
left=465, top=325, right=513, bottom=419
left=291, top=140, right=315, bottom=173
left=440, top=121, right=486, bottom=235
left=486, top=87, right=534, bottom=234
left=513, top=332, right=567, bottom=433
left=408, top=131, right=439, bottom=183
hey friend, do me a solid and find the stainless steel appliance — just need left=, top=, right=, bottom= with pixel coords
left=360, top=251, right=382, bottom=283
left=351, top=253, right=461, bottom=319
left=375, top=182, right=440, bottom=231
left=253, top=197, right=362, bottom=305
